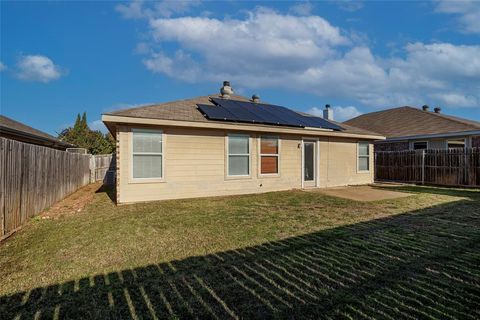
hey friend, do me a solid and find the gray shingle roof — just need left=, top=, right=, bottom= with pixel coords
left=105, top=94, right=379, bottom=136
left=344, top=106, right=480, bottom=138
left=0, top=115, right=72, bottom=147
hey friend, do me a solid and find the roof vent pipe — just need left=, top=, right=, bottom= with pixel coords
left=251, top=94, right=260, bottom=103
left=323, top=104, right=333, bottom=121
left=220, top=81, right=234, bottom=99
left=422, top=105, right=429, bottom=111
left=434, top=107, right=441, bottom=113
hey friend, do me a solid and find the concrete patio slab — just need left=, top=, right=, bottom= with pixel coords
left=308, top=185, right=412, bottom=202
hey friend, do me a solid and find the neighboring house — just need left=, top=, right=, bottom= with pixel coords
left=102, top=82, right=384, bottom=204
left=344, top=106, right=480, bottom=152
left=0, top=115, right=73, bottom=150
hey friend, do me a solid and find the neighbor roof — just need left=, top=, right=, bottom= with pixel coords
left=344, top=106, right=480, bottom=139
left=104, top=94, right=379, bottom=137
left=0, top=115, right=73, bottom=149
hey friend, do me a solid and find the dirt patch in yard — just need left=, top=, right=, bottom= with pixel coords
left=309, top=185, right=412, bottom=201
left=40, top=182, right=103, bottom=218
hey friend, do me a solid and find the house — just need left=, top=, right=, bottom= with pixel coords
left=102, top=82, right=384, bottom=204
left=344, top=106, right=480, bottom=152
left=0, top=115, right=73, bottom=150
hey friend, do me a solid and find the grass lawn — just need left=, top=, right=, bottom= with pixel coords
left=1, top=185, right=479, bottom=319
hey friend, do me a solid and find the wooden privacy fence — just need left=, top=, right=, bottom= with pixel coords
left=91, top=154, right=115, bottom=185
left=0, top=138, right=91, bottom=240
left=375, top=148, right=480, bottom=187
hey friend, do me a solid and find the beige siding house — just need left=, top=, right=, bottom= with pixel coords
left=102, top=84, right=384, bottom=204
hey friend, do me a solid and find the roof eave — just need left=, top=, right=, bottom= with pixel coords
left=0, top=125, right=75, bottom=148
left=102, top=114, right=385, bottom=140
left=379, top=130, right=480, bottom=142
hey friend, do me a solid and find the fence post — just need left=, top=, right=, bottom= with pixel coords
left=464, top=148, right=469, bottom=185
left=421, top=150, right=425, bottom=185
left=89, top=155, right=95, bottom=183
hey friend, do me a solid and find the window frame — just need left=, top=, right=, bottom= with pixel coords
left=258, top=135, right=280, bottom=177
left=357, top=141, right=370, bottom=173
left=226, top=133, right=251, bottom=178
left=412, top=141, right=429, bottom=150
left=446, top=138, right=466, bottom=149
left=130, top=128, right=165, bottom=183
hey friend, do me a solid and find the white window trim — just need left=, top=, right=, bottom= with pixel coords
left=130, top=128, right=165, bottom=183
left=411, top=141, right=429, bottom=150
left=258, top=135, right=280, bottom=177
left=301, top=137, right=319, bottom=188
left=357, top=141, right=370, bottom=173
left=226, top=133, right=251, bottom=179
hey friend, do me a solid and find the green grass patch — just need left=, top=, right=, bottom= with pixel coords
left=1, top=185, right=479, bottom=318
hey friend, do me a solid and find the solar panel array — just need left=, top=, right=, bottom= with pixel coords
left=197, top=98, right=344, bottom=131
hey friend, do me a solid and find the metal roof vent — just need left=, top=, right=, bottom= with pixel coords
left=251, top=94, right=260, bottom=103
left=220, top=81, right=234, bottom=99
left=422, top=105, right=429, bottom=111
left=434, top=107, right=441, bottom=113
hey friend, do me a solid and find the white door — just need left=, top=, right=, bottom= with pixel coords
left=303, top=140, right=317, bottom=188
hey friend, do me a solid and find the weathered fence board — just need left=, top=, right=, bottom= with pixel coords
left=93, top=154, right=115, bottom=185
left=375, top=148, right=480, bottom=187
left=0, top=138, right=91, bottom=240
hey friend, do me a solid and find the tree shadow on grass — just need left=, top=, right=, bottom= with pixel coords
left=1, top=199, right=479, bottom=319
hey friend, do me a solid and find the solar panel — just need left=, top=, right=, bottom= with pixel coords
left=198, top=98, right=344, bottom=131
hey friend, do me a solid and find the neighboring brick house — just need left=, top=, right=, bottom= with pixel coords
left=344, top=106, right=480, bottom=151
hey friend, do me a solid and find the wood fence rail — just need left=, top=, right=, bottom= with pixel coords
left=0, top=138, right=91, bottom=240
left=375, top=148, right=480, bottom=187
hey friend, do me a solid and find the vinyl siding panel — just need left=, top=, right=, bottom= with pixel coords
left=117, top=125, right=374, bottom=203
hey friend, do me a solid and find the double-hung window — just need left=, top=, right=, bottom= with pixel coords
left=358, top=141, right=370, bottom=172
left=132, top=129, right=163, bottom=179
left=228, top=134, right=250, bottom=176
left=260, top=136, right=279, bottom=174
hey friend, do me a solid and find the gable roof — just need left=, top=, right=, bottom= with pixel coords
left=344, top=106, right=480, bottom=139
left=104, top=94, right=380, bottom=137
left=0, top=115, right=73, bottom=149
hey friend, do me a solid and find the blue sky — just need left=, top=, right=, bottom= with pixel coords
left=1, top=0, right=479, bottom=135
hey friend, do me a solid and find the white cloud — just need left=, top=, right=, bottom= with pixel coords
left=307, top=105, right=362, bottom=122
left=126, top=7, right=480, bottom=110
left=289, top=2, right=314, bottom=16
left=116, top=0, right=200, bottom=19
left=0, top=61, right=6, bottom=71
left=435, top=0, right=480, bottom=33
left=16, top=55, right=64, bottom=83
left=336, top=0, right=364, bottom=12
left=116, top=0, right=145, bottom=19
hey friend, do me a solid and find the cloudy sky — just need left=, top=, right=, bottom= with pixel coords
left=1, top=1, right=479, bottom=135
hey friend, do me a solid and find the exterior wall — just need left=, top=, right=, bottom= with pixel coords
left=472, top=136, right=480, bottom=148
left=116, top=125, right=374, bottom=203
left=376, top=136, right=473, bottom=151
left=319, top=137, right=374, bottom=188
left=374, top=141, right=409, bottom=152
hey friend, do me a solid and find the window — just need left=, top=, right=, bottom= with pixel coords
left=260, top=136, right=279, bottom=174
left=447, top=139, right=465, bottom=149
left=358, top=142, right=369, bottom=171
left=228, top=134, right=250, bottom=176
left=413, top=141, right=428, bottom=150
left=132, top=129, right=163, bottom=179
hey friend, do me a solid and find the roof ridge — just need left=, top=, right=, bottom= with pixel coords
left=104, top=93, right=251, bottom=115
